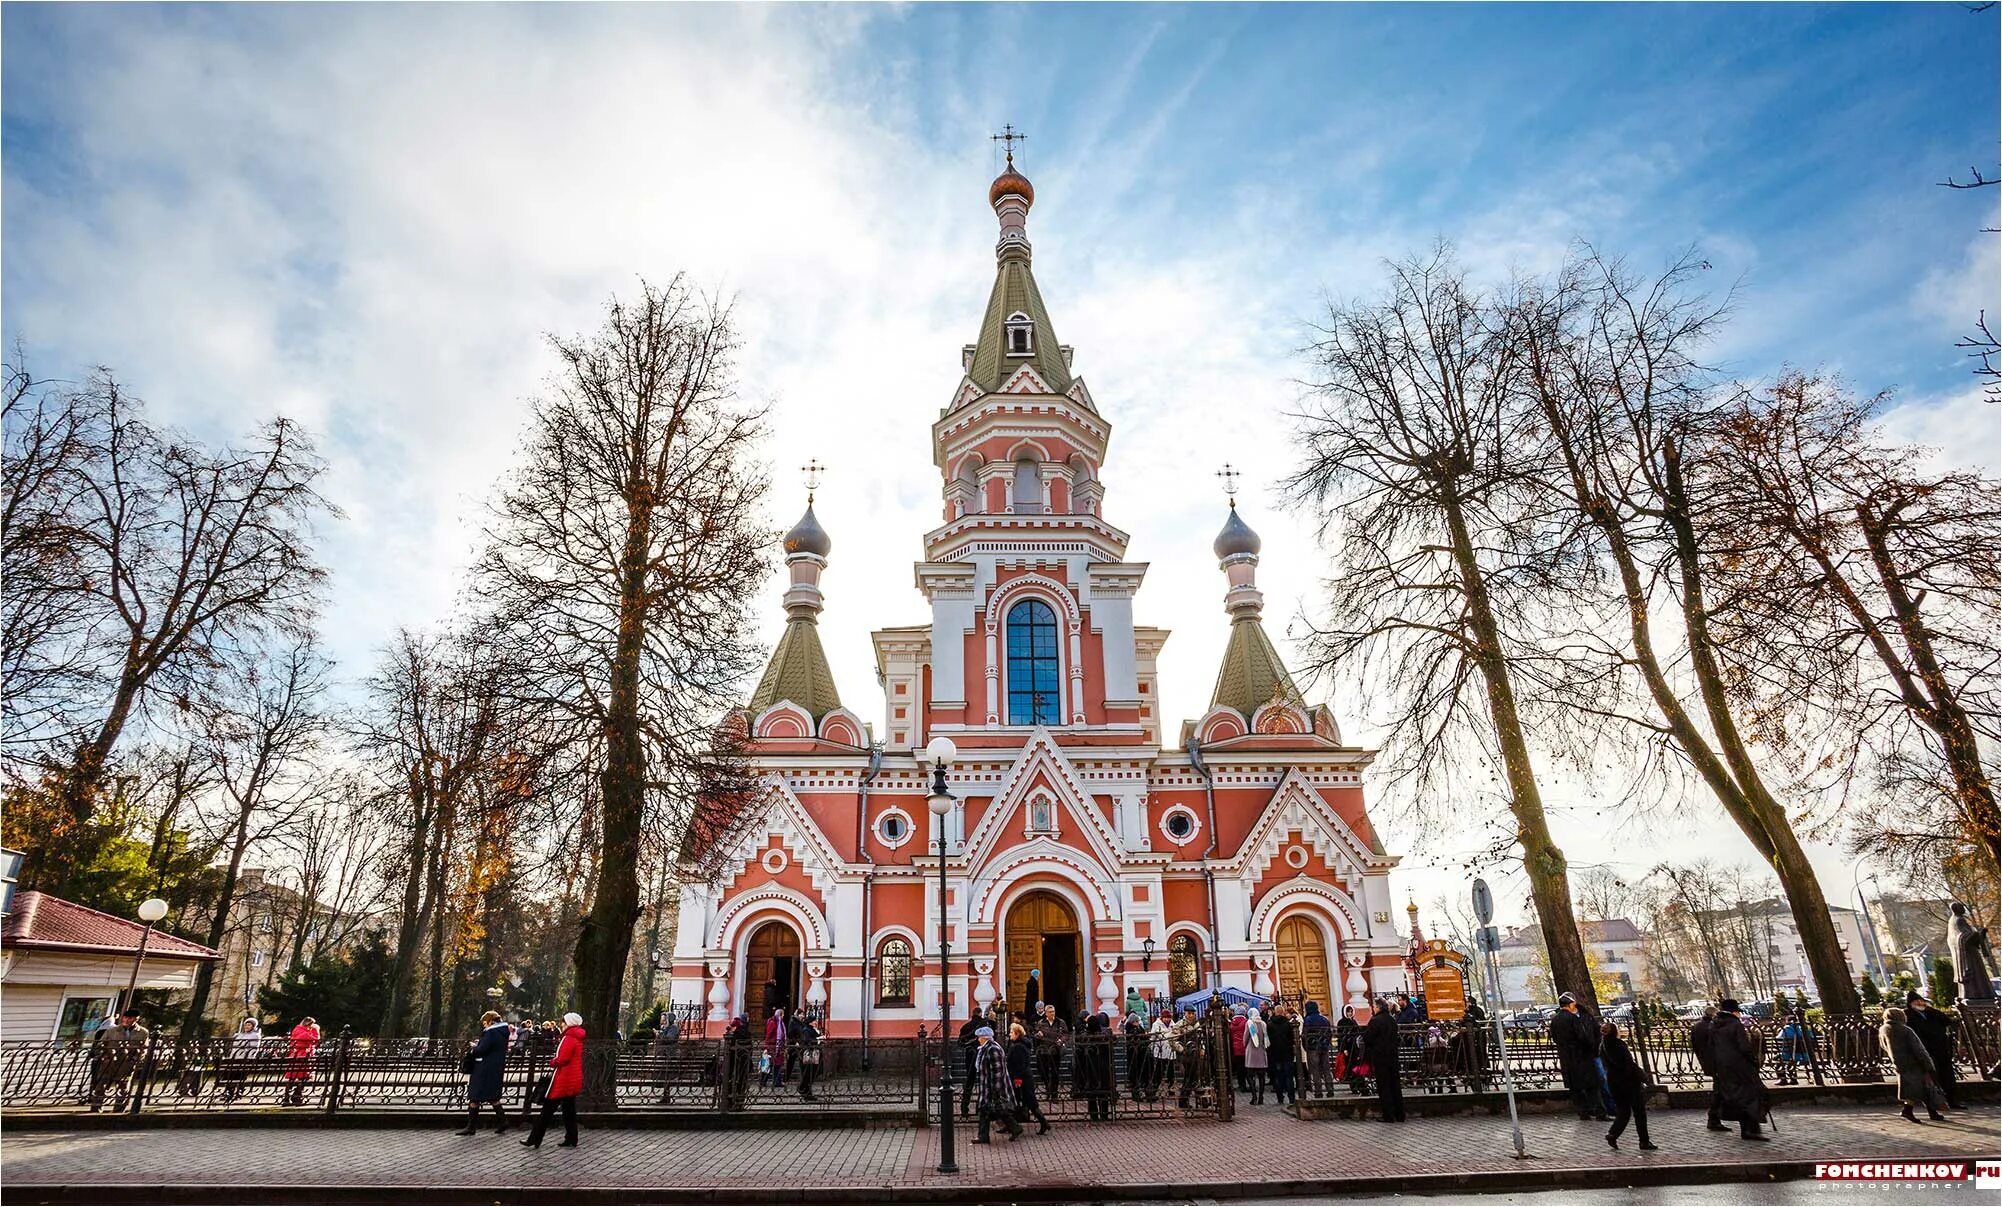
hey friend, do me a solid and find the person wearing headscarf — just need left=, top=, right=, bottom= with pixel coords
left=1904, top=992, right=1960, bottom=1111
left=281, top=1016, right=319, bottom=1107
left=1006, top=1021, right=1049, bottom=1134
left=1146, top=1010, right=1174, bottom=1100
left=522, top=1012, right=585, bottom=1149
left=1228, top=1004, right=1250, bottom=1093
left=1243, top=1007, right=1270, bottom=1105
left=457, top=1010, right=513, bottom=1135
left=972, top=1026, right=1021, bottom=1142
left=221, top=1017, right=262, bottom=1103
left=1880, top=1006, right=1944, bottom=1123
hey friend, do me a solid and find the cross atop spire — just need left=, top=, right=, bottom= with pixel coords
left=991, top=123, right=1026, bottom=166
left=1216, top=462, right=1241, bottom=507
left=801, top=459, right=825, bottom=502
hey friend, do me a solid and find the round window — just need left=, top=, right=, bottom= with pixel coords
left=875, top=808, right=914, bottom=850
left=1285, top=844, right=1309, bottom=869
left=1161, top=807, right=1199, bottom=844
left=761, top=848, right=788, bottom=874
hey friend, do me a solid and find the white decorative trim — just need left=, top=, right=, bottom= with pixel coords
left=874, top=806, right=916, bottom=850
left=818, top=707, right=865, bottom=746
left=713, top=883, right=831, bottom=950
left=761, top=848, right=789, bottom=874
left=1251, top=700, right=1310, bottom=736
left=1227, top=768, right=1379, bottom=883
left=1159, top=805, right=1202, bottom=847
left=970, top=848, right=1119, bottom=925
left=959, top=729, right=1124, bottom=879
left=1247, top=875, right=1364, bottom=946
left=999, top=364, right=1051, bottom=394
left=1197, top=705, right=1248, bottom=744
left=1285, top=845, right=1309, bottom=870
left=753, top=701, right=814, bottom=740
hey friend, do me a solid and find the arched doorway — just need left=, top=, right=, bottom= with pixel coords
left=1004, top=890, right=1080, bottom=1022
left=1274, top=913, right=1333, bottom=1008
left=1167, top=933, right=1202, bottom=1002
left=744, top=920, right=802, bottom=1027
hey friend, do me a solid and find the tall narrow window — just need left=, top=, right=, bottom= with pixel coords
left=1168, top=934, right=1200, bottom=1001
left=878, top=938, right=913, bottom=1006
left=1005, top=311, right=1033, bottom=356
left=1012, top=457, right=1042, bottom=513
left=1006, top=599, right=1061, bottom=726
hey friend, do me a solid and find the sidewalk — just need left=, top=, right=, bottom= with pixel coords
left=4, top=1102, right=1995, bottom=1203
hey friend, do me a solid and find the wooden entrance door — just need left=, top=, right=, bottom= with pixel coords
left=1004, top=891, right=1078, bottom=1019
left=745, top=920, right=802, bottom=1027
left=1274, top=914, right=1333, bottom=1008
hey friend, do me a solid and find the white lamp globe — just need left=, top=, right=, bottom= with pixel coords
left=137, top=898, right=169, bottom=923
left=925, top=736, right=958, bottom=767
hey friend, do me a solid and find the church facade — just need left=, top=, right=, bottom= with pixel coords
left=668, top=156, right=1408, bottom=1036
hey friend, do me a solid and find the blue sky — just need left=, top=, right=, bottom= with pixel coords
left=4, top=3, right=1997, bottom=923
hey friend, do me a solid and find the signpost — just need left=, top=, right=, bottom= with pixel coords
left=1472, top=878, right=1530, bottom=1160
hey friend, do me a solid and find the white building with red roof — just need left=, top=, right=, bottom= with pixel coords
left=1, top=889, right=220, bottom=1043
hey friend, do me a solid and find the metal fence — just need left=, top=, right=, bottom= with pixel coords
left=924, top=1009, right=1235, bottom=1123
left=0, top=1032, right=926, bottom=1118
left=1290, top=1005, right=2000, bottom=1101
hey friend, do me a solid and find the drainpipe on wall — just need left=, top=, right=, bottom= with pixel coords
left=856, top=744, right=883, bottom=1066
left=1185, top=736, right=1222, bottom=992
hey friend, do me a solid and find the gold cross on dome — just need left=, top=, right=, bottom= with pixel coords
left=991, top=123, right=1026, bottom=165
left=1216, top=463, right=1241, bottom=505
left=801, top=459, right=825, bottom=500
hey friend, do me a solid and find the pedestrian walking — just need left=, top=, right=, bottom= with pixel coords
left=1548, top=993, right=1607, bottom=1121
left=972, top=1026, right=1021, bottom=1142
left=1301, top=1000, right=1334, bottom=1098
left=1880, top=1007, right=1946, bottom=1123
left=1600, top=1020, right=1657, bottom=1151
left=651, top=1013, right=681, bottom=1105
left=1708, top=999, right=1770, bottom=1141
left=794, top=1013, right=822, bottom=1100
left=1006, top=1022, right=1050, bottom=1133
left=1266, top=1003, right=1298, bottom=1106
left=957, top=1011, right=983, bottom=1115
left=458, top=1010, right=512, bottom=1135
left=1243, top=1007, right=1270, bottom=1104
left=522, top=1012, right=585, bottom=1148
left=87, top=1010, right=150, bottom=1112
left=1229, top=1004, right=1250, bottom=1092
left=1361, top=998, right=1405, bottom=1122
left=221, top=1016, right=262, bottom=1103
left=1689, top=1005, right=1725, bottom=1132
left=281, top=1016, right=320, bottom=1107
left=1905, top=992, right=1960, bottom=1110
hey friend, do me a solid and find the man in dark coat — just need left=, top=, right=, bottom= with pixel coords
left=1548, top=993, right=1608, bottom=1121
left=458, top=1011, right=512, bottom=1134
left=1708, top=999, right=1769, bottom=1140
left=1361, top=998, right=1405, bottom=1122
left=1689, top=1005, right=1726, bottom=1131
left=1904, top=992, right=1961, bottom=1110
left=972, top=1027, right=1022, bottom=1143
left=957, top=1012, right=984, bottom=1115
left=1033, top=1004, right=1069, bottom=1098
left=1266, top=1004, right=1298, bottom=1106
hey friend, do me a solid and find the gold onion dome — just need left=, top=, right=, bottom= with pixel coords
left=989, top=156, right=1034, bottom=208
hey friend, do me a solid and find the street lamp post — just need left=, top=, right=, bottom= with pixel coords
left=925, top=736, right=959, bottom=1176
left=122, top=898, right=170, bottom=1015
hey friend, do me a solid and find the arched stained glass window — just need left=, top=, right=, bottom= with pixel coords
left=878, top=938, right=913, bottom=1006
left=1168, top=933, right=1201, bottom=1001
left=1006, top=599, right=1061, bottom=726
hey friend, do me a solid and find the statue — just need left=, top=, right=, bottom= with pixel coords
left=1948, top=902, right=1996, bottom=1004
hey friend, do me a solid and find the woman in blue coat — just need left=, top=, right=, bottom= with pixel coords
left=458, top=1010, right=513, bottom=1135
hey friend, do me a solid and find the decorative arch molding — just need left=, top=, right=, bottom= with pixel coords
left=1198, top=705, right=1248, bottom=744
left=1248, top=875, right=1365, bottom=945
left=1251, top=699, right=1311, bottom=736
left=714, top=884, right=831, bottom=951
left=1229, top=768, right=1381, bottom=884
left=869, top=923, right=924, bottom=956
left=1162, top=919, right=1213, bottom=950
left=753, top=701, right=814, bottom=740
left=818, top=706, right=865, bottom=747
left=983, top=573, right=1081, bottom=632
left=716, top=775, right=848, bottom=900
left=970, top=848, right=1120, bottom=925
left=1004, top=438, right=1055, bottom=464
left=960, top=729, right=1124, bottom=877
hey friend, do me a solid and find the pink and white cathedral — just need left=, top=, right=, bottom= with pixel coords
left=669, top=155, right=1408, bottom=1035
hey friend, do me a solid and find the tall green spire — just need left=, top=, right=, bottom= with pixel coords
left=963, top=152, right=1076, bottom=397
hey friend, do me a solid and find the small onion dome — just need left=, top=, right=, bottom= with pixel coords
left=782, top=501, right=831, bottom=557
left=1213, top=505, right=1261, bottom=560
left=989, top=159, right=1034, bottom=208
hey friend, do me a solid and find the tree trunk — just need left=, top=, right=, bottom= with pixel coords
left=380, top=778, right=431, bottom=1036
left=1661, top=441, right=1862, bottom=1014
left=572, top=506, right=652, bottom=1103
left=1441, top=487, right=1598, bottom=1012
left=181, top=824, right=253, bottom=1039
left=426, top=829, right=447, bottom=1042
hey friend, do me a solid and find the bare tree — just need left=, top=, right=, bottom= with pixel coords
left=477, top=277, right=770, bottom=1075
left=1511, top=248, right=1864, bottom=1013
left=180, top=639, right=332, bottom=1036
left=1287, top=248, right=1602, bottom=1011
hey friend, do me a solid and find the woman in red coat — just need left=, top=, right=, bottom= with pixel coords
left=282, top=1018, right=320, bottom=1107
left=523, top=1013, right=585, bottom=1148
